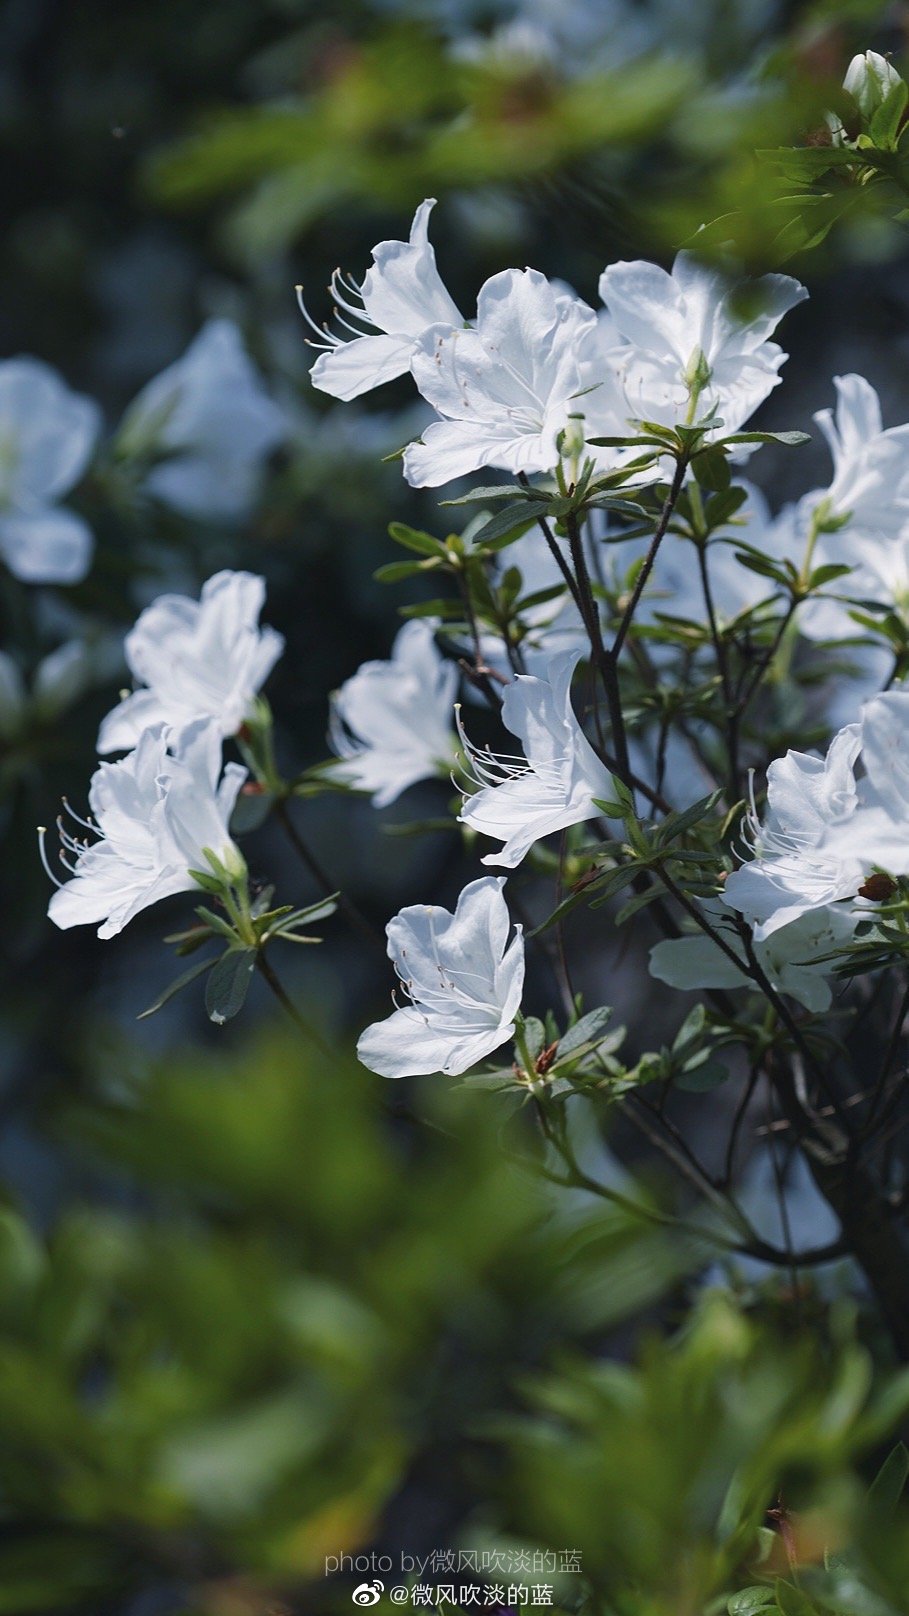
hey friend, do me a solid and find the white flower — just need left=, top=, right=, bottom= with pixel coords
left=357, top=875, right=524, bottom=1078
left=597, top=251, right=807, bottom=436
left=327, top=620, right=458, bottom=807
left=0, top=358, right=100, bottom=584
left=97, top=570, right=284, bottom=754
left=456, top=649, right=614, bottom=867
left=829, top=51, right=904, bottom=142
left=45, top=719, right=246, bottom=939
left=122, top=320, right=288, bottom=520
left=796, top=382, right=909, bottom=650
left=807, top=374, right=909, bottom=539
left=723, top=694, right=909, bottom=941
left=851, top=689, right=909, bottom=871
left=649, top=902, right=858, bottom=1012
left=301, top=199, right=463, bottom=401
left=724, top=726, right=865, bottom=940
left=403, top=268, right=593, bottom=487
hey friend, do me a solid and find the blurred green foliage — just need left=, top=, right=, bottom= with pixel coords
left=0, top=1029, right=697, bottom=1611
left=0, top=1031, right=903, bottom=1612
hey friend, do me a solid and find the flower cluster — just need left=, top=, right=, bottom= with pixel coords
left=300, top=199, right=806, bottom=488
left=44, top=570, right=278, bottom=938
left=39, top=134, right=909, bottom=1086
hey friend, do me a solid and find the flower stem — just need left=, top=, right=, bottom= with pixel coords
left=256, top=948, right=331, bottom=1055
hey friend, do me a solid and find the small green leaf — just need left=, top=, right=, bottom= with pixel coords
left=470, top=501, right=551, bottom=549
left=138, top=956, right=215, bottom=1020
left=387, top=522, right=445, bottom=555
left=374, top=559, right=434, bottom=584
left=773, top=1580, right=819, bottom=1616
left=868, top=1441, right=909, bottom=1515
left=722, top=430, right=811, bottom=447
left=727, top=1590, right=775, bottom=1616
left=869, top=78, right=909, bottom=149
left=440, top=485, right=530, bottom=505
left=205, top=948, right=257, bottom=1025
left=675, top=1059, right=729, bottom=1093
left=556, top=1007, right=612, bottom=1059
left=692, top=445, right=731, bottom=492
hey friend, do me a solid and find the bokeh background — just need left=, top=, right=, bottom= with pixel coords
left=4, top=1, right=909, bottom=1612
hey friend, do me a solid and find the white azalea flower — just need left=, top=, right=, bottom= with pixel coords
left=122, top=320, right=288, bottom=520
left=97, top=570, right=284, bottom=754
left=724, top=726, right=865, bottom=940
left=327, top=620, right=458, bottom=807
left=457, top=649, right=614, bottom=867
left=851, top=689, right=909, bottom=870
left=796, top=382, right=909, bottom=653
left=597, top=251, right=807, bottom=436
left=807, top=373, right=909, bottom=539
left=45, top=719, right=246, bottom=939
left=357, top=875, right=524, bottom=1078
left=649, top=902, right=858, bottom=1012
left=724, top=694, right=909, bottom=940
left=301, top=199, right=463, bottom=401
left=403, top=268, right=593, bottom=487
left=0, top=358, right=100, bottom=584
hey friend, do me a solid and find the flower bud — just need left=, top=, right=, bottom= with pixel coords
left=843, top=50, right=903, bottom=119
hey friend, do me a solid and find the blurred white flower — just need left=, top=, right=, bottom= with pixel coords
left=327, top=620, right=458, bottom=806
left=457, top=649, right=613, bottom=867
left=404, top=268, right=593, bottom=486
left=649, top=902, right=858, bottom=1012
left=0, top=358, right=100, bottom=584
left=45, top=719, right=246, bottom=939
left=302, top=199, right=463, bottom=401
left=97, top=570, right=283, bottom=754
left=357, top=875, right=524, bottom=1077
left=122, top=320, right=288, bottom=520
left=597, top=251, right=806, bottom=436
left=0, top=641, right=96, bottom=743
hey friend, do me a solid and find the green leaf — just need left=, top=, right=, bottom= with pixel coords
left=692, top=445, right=731, bottom=492
left=807, top=562, right=854, bottom=589
left=399, top=598, right=465, bottom=620
left=205, top=948, right=257, bottom=1025
left=520, top=1017, right=547, bottom=1058
left=722, top=430, right=811, bottom=447
left=774, top=1580, right=819, bottom=1616
left=869, top=78, right=909, bottom=150
left=868, top=1441, right=909, bottom=1515
left=556, top=1007, right=612, bottom=1059
left=388, top=522, right=446, bottom=555
left=675, top=1059, right=729, bottom=1093
left=727, top=1591, right=775, bottom=1616
left=470, top=501, right=552, bottom=549
left=374, top=559, right=433, bottom=584
left=440, top=485, right=530, bottom=505
left=138, top=956, right=215, bottom=1020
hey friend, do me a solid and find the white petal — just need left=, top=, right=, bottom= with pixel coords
left=0, top=507, right=93, bottom=584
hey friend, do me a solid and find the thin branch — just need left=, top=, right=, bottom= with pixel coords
left=275, top=798, right=384, bottom=954
left=256, top=949, right=331, bottom=1055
